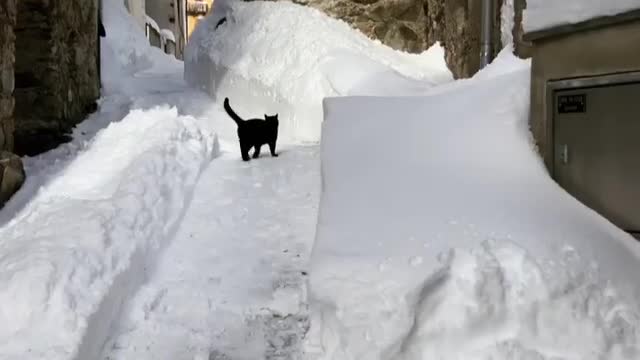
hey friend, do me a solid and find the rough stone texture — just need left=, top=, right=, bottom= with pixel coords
left=0, top=151, right=25, bottom=207
left=286, top=0, right=428, bottom=53
left=14, top=0, right=101, bottom=156
left=0, top=0, right=16, bottom=152
left=512, top=0, right=532, bottom=58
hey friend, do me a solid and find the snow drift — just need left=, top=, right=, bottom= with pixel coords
left=0, top=107, right=216, bottom=360
left=100, top=0, right=182, bottom=95
left=184, top=0, right=452, bottom=143
left=523, top=0, right=640, bottom=33
left=306, top=50, right=640, bottom=359
left=0, top=2, right=218, bottom=359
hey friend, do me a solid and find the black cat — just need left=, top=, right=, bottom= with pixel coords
left=223, top=97, right=279, bottom=161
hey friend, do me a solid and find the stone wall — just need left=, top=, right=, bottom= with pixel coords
left=0, top=0, right=16, bottom=152
left=14, top=0, right=101, bottom=156
left=279, top=0, right=528, bottom=78
left=289, top=0, right=429, bottom=53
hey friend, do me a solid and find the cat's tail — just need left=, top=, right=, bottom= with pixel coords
left=223, top=97, right=244, bottom=126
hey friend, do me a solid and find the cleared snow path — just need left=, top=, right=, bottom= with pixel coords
left=102, top=145, right=320, bottom=360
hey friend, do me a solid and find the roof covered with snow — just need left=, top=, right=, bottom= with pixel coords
left=524, top=0, right=640, bottom=34
left=184, top=0, right=452, bottom=143
left=145, top=14, right=160, bottom=32
left=160, top=29, right=176, bottom=42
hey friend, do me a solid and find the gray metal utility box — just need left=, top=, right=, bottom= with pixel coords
left=525, top=10, right=640, bottom=234
left=550, top=75, right=640, bottom=232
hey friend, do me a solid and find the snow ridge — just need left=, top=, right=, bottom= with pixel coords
left=0, top=107, right=217, bottom=360
left=184, top=0, right=452, bottom=143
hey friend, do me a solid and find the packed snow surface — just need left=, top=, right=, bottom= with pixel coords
left=306, top=50, right=640, bottom=360
left=524, top=0, right=640, bottom=33
left=185, top=0, right=452, bottom=143
left=101, top=147, right=319, bottom=360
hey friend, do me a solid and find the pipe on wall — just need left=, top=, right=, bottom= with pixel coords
left=480, top=0, right=495, bottom=69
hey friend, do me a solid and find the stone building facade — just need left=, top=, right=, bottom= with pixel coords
left=13, top=0, right=101, bottom=155
left=0, top=0, right=101, bottom=205
left=0, top=0, right=16, bottom=152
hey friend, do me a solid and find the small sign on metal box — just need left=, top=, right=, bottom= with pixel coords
left=557, top=94, right=586, bottom=113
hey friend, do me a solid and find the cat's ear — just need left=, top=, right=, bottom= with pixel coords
left=264, top=114, right=268, bottom=118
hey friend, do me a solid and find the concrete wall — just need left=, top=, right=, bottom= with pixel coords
left=0, top=0, right=16, bottom=152
left=14, top=0, right=101, bottom=155
left=529, top=18, right=640, bottom=170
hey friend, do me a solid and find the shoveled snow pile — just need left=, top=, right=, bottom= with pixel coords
left=524, top=0, right=640, bottom=33
left=184, top=0, right=452, bottom=143
left=306, top=49, right=640, bottom=360
left=0, top=2, right=218, bottom=360
left=0, top=107, right=216, bottom=360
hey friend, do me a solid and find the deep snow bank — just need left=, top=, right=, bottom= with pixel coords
left=306, top=52, right=640, bottom=359
left=0, top=108, right=216, bottom=360
left=184, top=0, right=452, bottom=143
left=100, top=0, right=182, bottom=95
left=523, top=0, right=640, bottom=33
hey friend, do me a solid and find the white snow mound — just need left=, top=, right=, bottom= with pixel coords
left=184, top=0, right=452, bottom=143
left=524, top=0, right=640, bottom=33
left=101, top=0, right=182, bottom=94
left=306, top=50, right=640, bottom=360
left=0, top=106, right=217, bottom=360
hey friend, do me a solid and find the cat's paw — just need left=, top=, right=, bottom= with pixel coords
left=272, top=153, right=279, bottom=157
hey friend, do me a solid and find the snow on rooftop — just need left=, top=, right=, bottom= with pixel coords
left=524, top=0, right=640, bottom=33
left=160, top=29, right=176, bottom=42
left=145, top=14, right=160, bottom=32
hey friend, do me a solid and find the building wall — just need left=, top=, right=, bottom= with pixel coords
left=187, top=0, right=214, bottom=40
left=13, top=0, right=101, bottom=155
left=529, top=18, right=640, bottom=169
left=276, top=0, right=526, bottom=79
left=125, top=0, right=147, bottom=30
left=147, top=0, right=187, bottom=58
left=0, top=0, right=16, bottom=152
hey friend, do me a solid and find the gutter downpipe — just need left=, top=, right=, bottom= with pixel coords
left=480, top=0, right=494, bottom=69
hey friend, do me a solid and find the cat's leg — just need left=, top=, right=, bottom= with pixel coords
left=268, top=141, right=278, bottom=157
left=252, top=144, right=262, bottom=158
left=240, top=139, right=251, bottom=161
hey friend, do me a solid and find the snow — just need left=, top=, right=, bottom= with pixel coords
left=4, top=0, right=640, bottom=358
left=524, top=0, right=640, bottom=33
left=160, top=29, right=176, bottom=43
left=184, top=0, right=452, bottom=143
left=306, top=49, right=640, bottom=360
left=0, top=1, right=218, bottom=359
left=500, top=0, right=515, bottom=47
left=101, top=0, right=182, bottom=94
left=145, top=14, right=161, bottom=34
left=0, top=107, right=216, bottom=360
